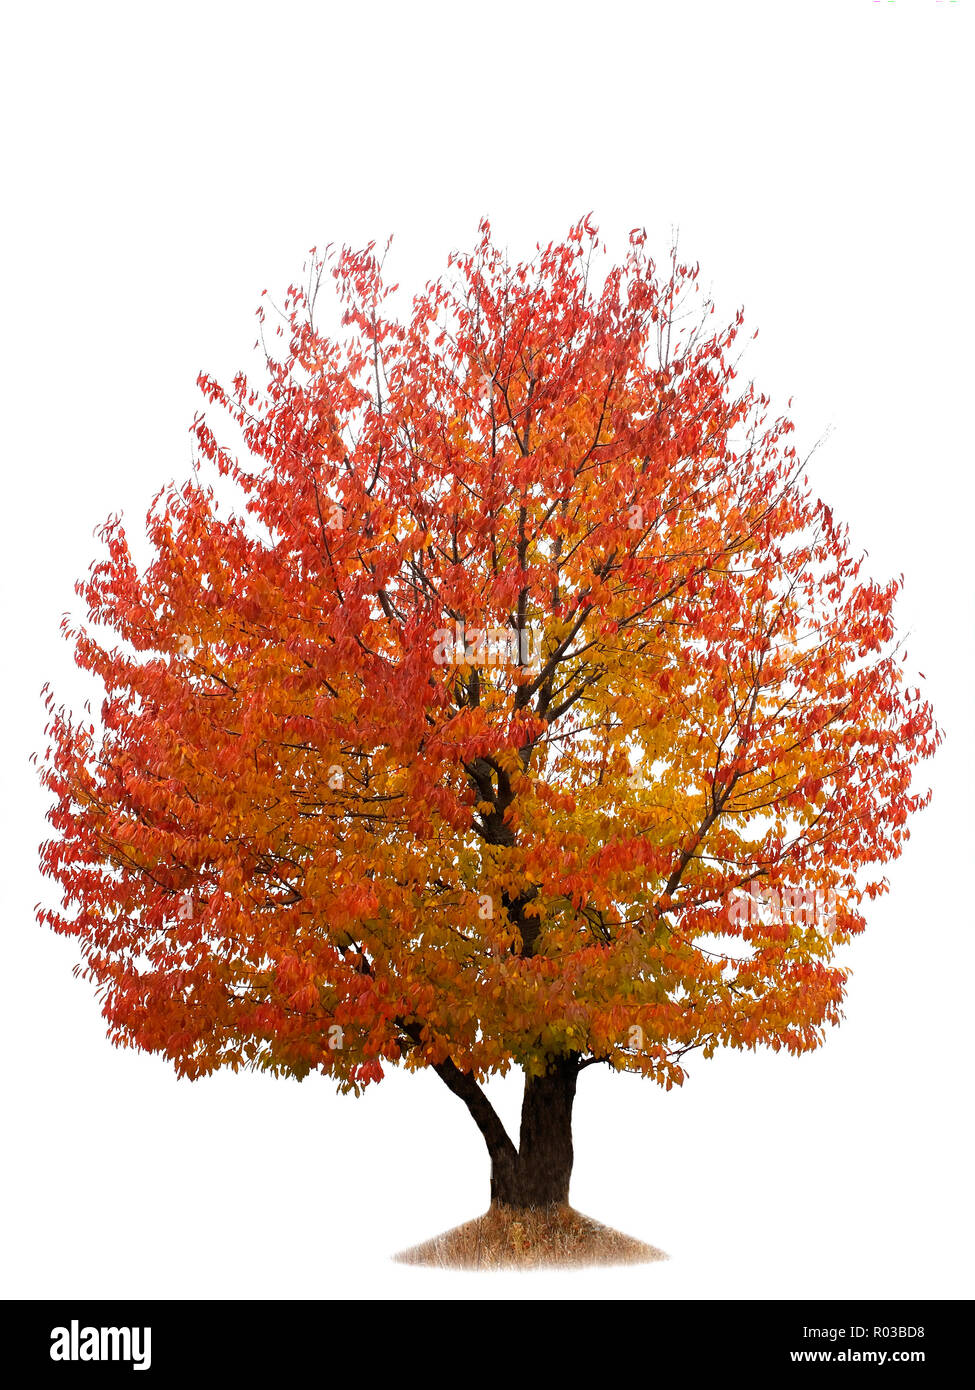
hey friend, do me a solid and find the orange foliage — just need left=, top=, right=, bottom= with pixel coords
left=37, top=219, right=940, bottom=1098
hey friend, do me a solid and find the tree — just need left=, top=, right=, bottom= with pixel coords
left=37, top=219, right=939, bottom=1229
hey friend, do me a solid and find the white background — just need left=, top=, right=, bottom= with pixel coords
left=2, top=0, right=972, bottom=1301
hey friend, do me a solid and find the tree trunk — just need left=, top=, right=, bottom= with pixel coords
left=490, top=1056, right=578, bottom=1208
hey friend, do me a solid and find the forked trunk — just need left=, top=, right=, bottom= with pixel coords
left=398, top=1054, right=666, bottom=1266
left=490, top=1056, right=578, bottom=1209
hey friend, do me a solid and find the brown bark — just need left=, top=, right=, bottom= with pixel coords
left=491, top=1056, right=579, bottom=1207
left=428, top=1042, right=580, bottom=1209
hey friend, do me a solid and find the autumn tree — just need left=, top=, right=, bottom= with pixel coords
left=37, top=220, right=939, bottom=1230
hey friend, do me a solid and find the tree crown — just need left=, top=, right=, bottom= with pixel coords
left=38, top=218, right=940, bottom=1093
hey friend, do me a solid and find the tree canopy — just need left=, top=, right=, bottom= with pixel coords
left=38, top=218, right=939, bottom=1107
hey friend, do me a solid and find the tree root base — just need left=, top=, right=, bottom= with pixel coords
left=393, top=1202, right=668, bottom=1270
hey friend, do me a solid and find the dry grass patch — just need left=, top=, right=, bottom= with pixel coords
left=394, top=1203, right=668, bottom=1270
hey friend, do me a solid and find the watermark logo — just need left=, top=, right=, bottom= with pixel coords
left=432, top=621, right=540, bottom=669
left=727, top=880, right=838, bottom=936
left=50, top=1320, right=151, bottom=1371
